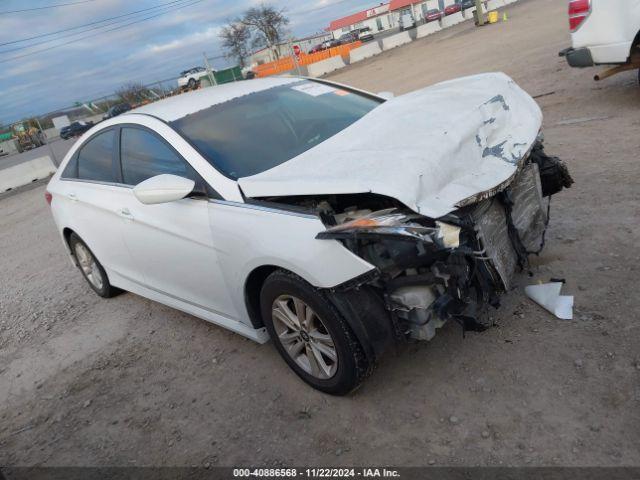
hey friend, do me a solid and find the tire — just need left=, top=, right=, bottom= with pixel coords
left=260, top=270, right=370, bottom=395
left=68, top=233, right=120, bottom=298
left=187, top=78, right=196, bottom=89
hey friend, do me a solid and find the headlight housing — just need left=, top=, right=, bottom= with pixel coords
left=317, top=208, right=461, bottom=250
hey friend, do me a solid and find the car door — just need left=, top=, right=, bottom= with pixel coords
left=56, top=128, right=137, bottom=281
left=115, top=125, right=236, bottom=318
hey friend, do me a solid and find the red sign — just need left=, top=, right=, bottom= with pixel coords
left=293, top=45, right=301, bottom=57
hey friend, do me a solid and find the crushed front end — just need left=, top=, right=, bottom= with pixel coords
left=316, top=141, right=573, bottom=342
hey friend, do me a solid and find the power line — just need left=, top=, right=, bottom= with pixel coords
left=0, top=0, right=205, bottom=63
left=0, top=0, right=200, bottom=54
left=0, top=0, right=100, bottom=15
left=0, top=0, right=196, bottom=47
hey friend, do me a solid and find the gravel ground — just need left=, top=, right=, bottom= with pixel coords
left=1, top=0, right=639, bottom=467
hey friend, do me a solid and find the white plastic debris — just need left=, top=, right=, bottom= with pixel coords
left=524, top=282, right=574, bottom=320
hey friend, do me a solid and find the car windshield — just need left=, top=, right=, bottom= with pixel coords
left=169, top=80, right=382, bottom=179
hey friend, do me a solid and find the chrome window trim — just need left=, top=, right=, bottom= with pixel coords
left=59, top=177, right=133, bottom=189
left=209, top=199, right=317, bottom=219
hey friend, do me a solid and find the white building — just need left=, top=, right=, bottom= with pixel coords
left=328, top=0, right=458, bottom=39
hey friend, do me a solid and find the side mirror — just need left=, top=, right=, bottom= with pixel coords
left=133, top=174, right=195, bottom=205
left=377, top=91, right=395, bottom=100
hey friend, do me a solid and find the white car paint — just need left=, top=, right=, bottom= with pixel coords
left=47, top=106, right=375, bottom=343
left=135, top=77, right=301, bottom=121
left=47, top=74, right=541, bottom=344
left=133, top=174, right=195, bottom=205
left=240, top=73, right=542, bottom=219
left=571, top=0, right=640, bottom=64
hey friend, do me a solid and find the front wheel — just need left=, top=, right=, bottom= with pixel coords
left=260, top=270, right=370, bottom=395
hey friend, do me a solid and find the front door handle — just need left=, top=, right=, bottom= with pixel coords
left=119, top=208, right=134, bottom=220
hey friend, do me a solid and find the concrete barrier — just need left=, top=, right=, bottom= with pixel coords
left=306, top=56, right=346, bottom=77
left=416, top=22, right=442, bottom=38
left=381, top=31, right=412, bottom=51
left=349, top=42, right=383, bottom=63
left=441, top=11, right=465, bottom=28
left=0, top=139, right=19, bottom=156
left=44, top=127, right=59, bottom=140
left=0, top=156, right=56, bottom=192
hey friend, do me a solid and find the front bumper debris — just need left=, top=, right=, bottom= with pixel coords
left=318, top=142, right=573, bottom=341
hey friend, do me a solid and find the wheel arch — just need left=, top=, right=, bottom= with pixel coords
left=244, top=265, right=281, bottom=329
left=632, top=29, right=640, bottom=57
left=244, top=264, right=397, bottom=364
left=62, top=226, right=75, bottom=246
left=62, top=227, right=78, bottom=263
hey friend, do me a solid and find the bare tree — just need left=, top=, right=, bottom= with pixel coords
left=241, top=4, right=289, bottom=60
left=115, top=82, right=148, bottom=105
left=219, top=22, right=250, bottom=67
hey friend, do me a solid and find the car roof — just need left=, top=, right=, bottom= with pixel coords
left=128, top=76, right=301, bottom=122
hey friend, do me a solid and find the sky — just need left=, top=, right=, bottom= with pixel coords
left=0, top=0, right=378, bottom=124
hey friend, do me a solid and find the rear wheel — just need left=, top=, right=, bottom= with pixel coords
left=187, top=78, right=197, bottom=89
left=260, top=270, right=370, bottom=395
left=69, top=233, right=120, bottom=298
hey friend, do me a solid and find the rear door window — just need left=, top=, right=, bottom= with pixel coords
left=119, top=127, right=197, bottom=186
left=77, top=129, right=117, bottom=182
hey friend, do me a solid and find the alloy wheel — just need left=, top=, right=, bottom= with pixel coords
left=74, top=243, right=103, bottom=290
left=271, top=295, right=338, bottom=379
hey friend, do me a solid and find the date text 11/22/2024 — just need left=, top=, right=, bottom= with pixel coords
left=233, top=468, right=401, bottom=477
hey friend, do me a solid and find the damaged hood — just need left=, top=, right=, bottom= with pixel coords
left=238, top=72, right=542, bottom=219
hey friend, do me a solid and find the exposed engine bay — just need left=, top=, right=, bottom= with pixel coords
left=255, top=141, right=573, bottom=342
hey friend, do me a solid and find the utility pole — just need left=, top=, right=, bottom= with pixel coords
left=474, top=0, right=485, bottom=26
left=34, top=117, right=58, bottom=167
left=203, top=52, right=217, bottom=87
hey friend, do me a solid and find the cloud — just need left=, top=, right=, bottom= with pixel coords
left=0, top=0, right=375, bottom=123
left=142, top=26, right=222, bottom=56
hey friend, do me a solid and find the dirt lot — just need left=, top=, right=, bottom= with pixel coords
left=1, top=0, right=639, bottom=467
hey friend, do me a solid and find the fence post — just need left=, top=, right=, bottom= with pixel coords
left=35, top=117, right=58, bottom=166
left=203, top=52, right=217, bottom=86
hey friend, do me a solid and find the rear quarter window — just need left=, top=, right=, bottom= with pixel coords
left=76, top=129, right=117, bottom=183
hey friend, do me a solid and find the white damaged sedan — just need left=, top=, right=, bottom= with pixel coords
left=46, top=73, right=573, bottom=394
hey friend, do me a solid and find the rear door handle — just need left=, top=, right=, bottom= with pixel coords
left=119, top=208, right=134, bottom=220
left=67, top=193, right=78, bottom=201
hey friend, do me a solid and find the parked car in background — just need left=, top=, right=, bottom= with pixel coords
left=444, top=3, right=462, bottom=15
left=321, top=39, right=340, bottom=49
left=399, top=13, right=416, bottom=30
left=425, top=8, right=444, bottom=22
left=353, top=26, right=374, bottom=41
left=103, top=103, right=132, bottom=121
left=308, top=44, right=324, bottom=54
left=59, top=121, right=93, bottom=140
left=46, top=74, right=572, bottom=394
left=337, top=32, right=359, bottom=44
left=559, top=0, right=640, bottom=83
left=177, top=66, right=210, bottom=89
left=456, top=0, right=476, bottom=10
